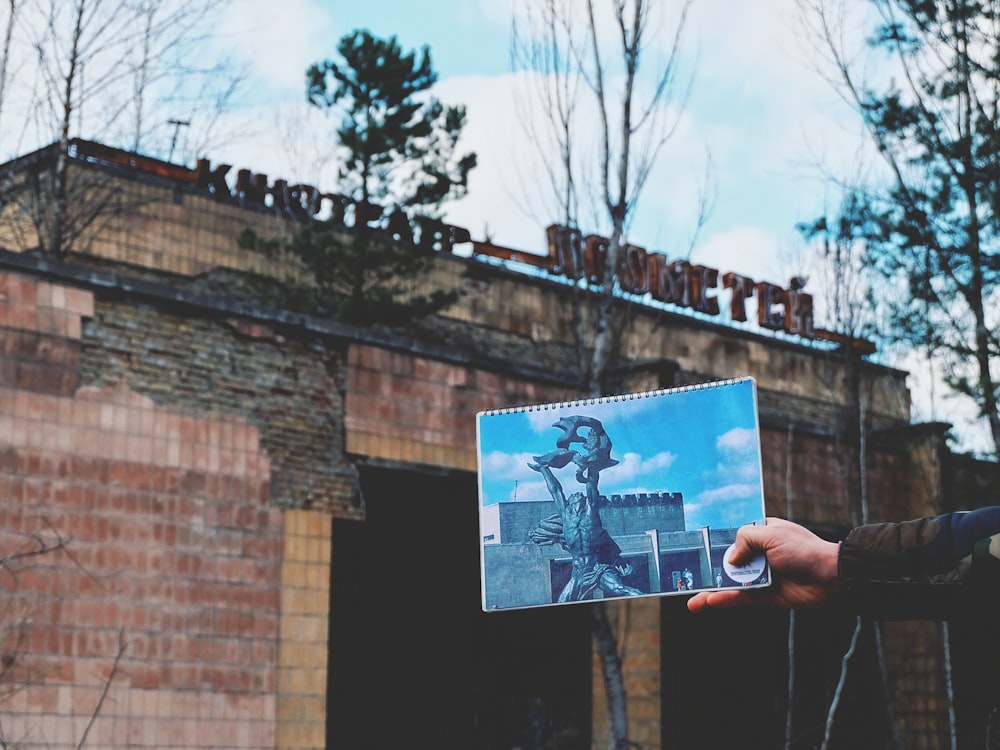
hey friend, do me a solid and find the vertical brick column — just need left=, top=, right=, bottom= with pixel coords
left=276, top=509, right=332, bottom=750
left=883, top=620, right=949, bottom=747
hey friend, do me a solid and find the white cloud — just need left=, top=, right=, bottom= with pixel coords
left=508, top=478, right=549, bottom=503
left=698, top=482, right=761, bottom=505
left=692, top=225, right=796, bottom=284
left=717, top=427, right=756, bottom=454
left=435, top=71, right=590, bottom=253
left=218, top=0, right=335, bottom=96
left=642, top=451, right=678, bottom=473
left=526, top=407, right=564, bottom=433
left=481, top=450, right=535, bottom=476
left=424, top=0, right=876, bottom=284
left=607, top=451, right=676, bottom=484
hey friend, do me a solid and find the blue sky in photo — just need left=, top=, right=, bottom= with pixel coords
left=477, top=379, right=765, bottom=531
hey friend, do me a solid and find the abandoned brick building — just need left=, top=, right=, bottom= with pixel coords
left=1, top=139, right=998, bottom=749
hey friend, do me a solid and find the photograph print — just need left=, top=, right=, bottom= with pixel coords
left=477, top=377, right=770, bottom=611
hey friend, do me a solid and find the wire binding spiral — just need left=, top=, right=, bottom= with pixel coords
left=479, top=376, right=753, bottom=416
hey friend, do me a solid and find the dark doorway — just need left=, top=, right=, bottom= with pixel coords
left=661, top=599, right=893, bottom=750
left=660, top=598, right=787, bottom=749
left=327, top=464, right=592, bottom=749
left=949, top=618, right=1000, bottom=748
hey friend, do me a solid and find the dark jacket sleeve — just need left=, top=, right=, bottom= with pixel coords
left=838, top=506, right=1000, bottom=620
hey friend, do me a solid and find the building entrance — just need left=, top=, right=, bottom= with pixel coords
left=327, top=465, right=592, bottom=749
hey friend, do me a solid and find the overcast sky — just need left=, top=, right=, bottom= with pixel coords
left=207, top=0, right=991, bottom=453
left=1, top=0, right=865, bottom=286
left=211, top=0, right=874, bottom=280
left=4, top=0, right=992, bottom=453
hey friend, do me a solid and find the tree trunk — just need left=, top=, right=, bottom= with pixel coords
left=591, top=603, right=630, bottom=750
left=51, top=1, right=87, bottom=258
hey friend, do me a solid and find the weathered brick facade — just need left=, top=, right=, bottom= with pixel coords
left=0, top=142, right=988, bottom=748
left=0, top=272, right=281, bottom=747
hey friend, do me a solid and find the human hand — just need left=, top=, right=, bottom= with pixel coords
left=687, top=517, right=840, bottom=612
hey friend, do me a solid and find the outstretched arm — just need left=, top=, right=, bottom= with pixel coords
left=837, top=506, right=1000, bottom=619
left=689, top=508, right=1000, bottom=619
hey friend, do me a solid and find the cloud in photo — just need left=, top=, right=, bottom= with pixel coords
left=219, top=0, right=335, bottom=99
left=604, top=451, right=677, bottom=491
left=526, top=407, right=565, bottom=433
left=481, top=449, right=535, bottom=475
left=717, top=426, right=757, bottom=454
left=698, top=482, right=761, bottom=505
left=710, top=426, right=763, bottom=485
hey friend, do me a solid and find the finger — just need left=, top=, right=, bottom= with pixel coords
left=686, top=592, right=713, bottom=612
left=686, top=589, right=754, bottom=612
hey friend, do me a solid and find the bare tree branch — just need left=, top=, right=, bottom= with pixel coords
left=821, top=615, right=862, bottom=750
left=76, top=626, right=127, bottom=749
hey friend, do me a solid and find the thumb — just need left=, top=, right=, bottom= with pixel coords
left=726, top=523, right=769, bottom=566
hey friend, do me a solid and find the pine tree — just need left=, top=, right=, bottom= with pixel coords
left=283, top=30, right=476, bottom=325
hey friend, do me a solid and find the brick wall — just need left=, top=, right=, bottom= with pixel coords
left=444, top=260, right=912, bottom=424
left=0, top=166, right=958, bottom=750
left=590, top=598, right=661, bottom=748
left=0, top=383, right=281, bottom=747
left=79, top=297, right=357, bottom=517
left=0, top=270, right=285, bottom=747
left=0, top=162, right=294, bottom=278
left=883, top=621, right=951, bottom=750
left=344, top=343, right=578, bottom=471
left=0, top=272, right=91, bottom=396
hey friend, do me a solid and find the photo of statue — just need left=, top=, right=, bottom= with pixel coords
left=527, top=415, right=644, bottom=602
left=477, top=378, right=769, bottom=611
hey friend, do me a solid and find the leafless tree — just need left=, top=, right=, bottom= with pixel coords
left=793, top=1, right=1000, bottom=736
left=0, top=0, right=244, bottom=257
left=796, top=0, right=1000, bottom=458
left=514, top=0, right=700, bottom=389
left=798, top=195, right=904, bottom=750
left=510, top=0, right=587, bottom=232
left=784, top=424, right=798, bottom=750
left=0, top=521, right=125, bottom=748
left=0, top=0, right=21, bottom=145
left=578, top=0, right=696, bottom=397
left=510, top=2, right=698, bottom=748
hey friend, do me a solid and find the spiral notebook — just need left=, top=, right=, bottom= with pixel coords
left=477, top=377, right=770, bottom=611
